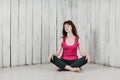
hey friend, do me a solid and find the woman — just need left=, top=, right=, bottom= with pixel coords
left=48, top=20, right=90, bottom=72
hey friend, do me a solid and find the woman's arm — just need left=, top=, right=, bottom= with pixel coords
left=53, top=37, right=63, bottom=57
left=48, top=37, right=63, bottom=62
left=78, top=38, right=86, bottom=56
left=78, top=37, right=90, bottom=63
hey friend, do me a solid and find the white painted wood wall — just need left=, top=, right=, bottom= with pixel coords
left=0, top=0, right=120, bottom=68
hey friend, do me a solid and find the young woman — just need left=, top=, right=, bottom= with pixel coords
left=48, top=20, right=90, bottom=72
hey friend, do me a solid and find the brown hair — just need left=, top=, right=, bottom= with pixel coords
left=62, top=20, right=79, bottom=38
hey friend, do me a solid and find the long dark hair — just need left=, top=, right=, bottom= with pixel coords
left=62, top=20, right=79, bottom=38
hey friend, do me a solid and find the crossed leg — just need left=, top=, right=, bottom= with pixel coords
left=50, top=55, right=87, bottom=72
left=70, top=56, right=87, bottom=68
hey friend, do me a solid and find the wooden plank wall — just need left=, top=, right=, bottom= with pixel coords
left=0, top=0, right=120, bottom=68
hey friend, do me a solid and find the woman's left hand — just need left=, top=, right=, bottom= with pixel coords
left=85, top=54, right=90, bottom=63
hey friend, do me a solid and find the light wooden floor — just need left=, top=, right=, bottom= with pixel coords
left=0, top=63, right=120, bottom=80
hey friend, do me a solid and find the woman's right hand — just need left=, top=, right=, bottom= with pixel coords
left=48, top=54, right=55, bottom=63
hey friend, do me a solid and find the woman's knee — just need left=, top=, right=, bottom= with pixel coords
left=82, top=56, right=88, bottom=63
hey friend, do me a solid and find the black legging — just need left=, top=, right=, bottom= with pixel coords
left=50, top=55, right=87, bottom=71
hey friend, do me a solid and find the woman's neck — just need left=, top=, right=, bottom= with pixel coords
left=67, top=32, right=74, bottom=39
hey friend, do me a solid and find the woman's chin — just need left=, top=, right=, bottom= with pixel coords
left=66, top=31, right=71, bottom=33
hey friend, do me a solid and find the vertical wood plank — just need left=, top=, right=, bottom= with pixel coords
left=79, top=0, right=87, bottom=52
left=67, top=0, right=72, bottom=20
left=11, top=0, right=19, bottom=66
left=33, top=0, right=42, bottom=64
left=78, top=0, right=91, bottom=58
left=115, top=0, right=120, bottom=67
left=94, top=0, right=101, bottom=64
left=98, top=0, right=110, bottom=65
left=0, top=0, right=3, bottom=68
left=90, top=0, right=96, bottom=63
left=61, top=0, right=72, bottom=20
left=61, top=0, right=68, bottom=21
left=26, top=0, right=33, bottom=65
left=56, top=0, right=63, bottom=58
left=18, top=0, right=26, bottom=65
left=49, top=0, right=56, bottom=56
left=41, top=0, right=49, bottom=63
left=2, top=0, right=11, bottom=67
left=104, top=0, right=110, bottom=66
left=99, top=0, right=105, bottom=64
left=71, top=0, right=78, bottom=27
left=84, top=0, right=91, bottom=58
left=77, top=0, right=83, bottom=58
left=109, top=0, right=116, bottom=67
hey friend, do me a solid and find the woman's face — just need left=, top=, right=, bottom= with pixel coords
left=64, top=24, right=72, bottom=33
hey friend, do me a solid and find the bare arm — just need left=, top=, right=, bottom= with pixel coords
left=53, top=37, right=63, bottom=57
left=78, top=38, right=86, bottom=57
left=48, top=37, right=63, bottom=62
left=78, top=37, right=90, bottom=63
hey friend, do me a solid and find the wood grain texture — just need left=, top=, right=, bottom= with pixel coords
left=56, top=0, right=63, bottom=58
left=26, top=0, right=33, bottom=65
left=0, top=0, right=3, bottom=68
left=33, top=0, right=41, bottom=64
left=11, top=0, right=19, bottom=66
left=90, top=0, right=96, bottom=63
left=115, top=0, right=120, bottom=67
left=94, top=0, right=100, bottom=64
left=77, top=0, right=91, bottom=58
left=41, top=0, right=49, bottom=63
left=49, top=0, right=57, bottom=56
left=109, top=0, right=116, bottom=67
left=2, top=0, right=11, bottom=67
left=18, top=0, right=26, bottom=65
left=0, top=0, right=120, bottom=68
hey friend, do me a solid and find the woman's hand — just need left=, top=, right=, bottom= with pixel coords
left=48, top=37, right=63, bottom=63
left=48, top=54, right=54, bottom=63
left=85, top=54, right=90, bottom=63
left=48, top=53, right=58, bottom=63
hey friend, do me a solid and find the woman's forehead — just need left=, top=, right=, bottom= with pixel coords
left=64, top=23, right=70, bottom=26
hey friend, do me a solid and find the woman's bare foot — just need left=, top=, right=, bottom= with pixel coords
left=56, top=68, right=61, bottom=71
left=64, top=65, right=80, bottom=72
left=72, top=67, right=80, bottom=72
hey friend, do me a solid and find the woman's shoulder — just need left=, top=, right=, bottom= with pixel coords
left=77, top=36, right=82, bottom=44
left=59, top=36, right=64, bottom=43
left=75, top=36, right=79, bottom=41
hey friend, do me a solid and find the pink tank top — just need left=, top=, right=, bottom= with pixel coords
left=61, top=36, right=79, bottom=60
